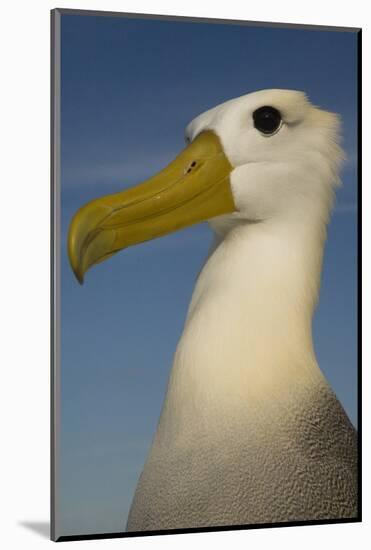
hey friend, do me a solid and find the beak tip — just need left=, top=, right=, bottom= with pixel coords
left=69, top=259, right=85, bottom=285
left=74, top=268, right=85, bottom=285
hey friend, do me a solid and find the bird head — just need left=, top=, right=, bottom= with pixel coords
left=68, top=89, right=343, bottom=283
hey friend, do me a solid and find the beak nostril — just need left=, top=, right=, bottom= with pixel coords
left=184, top=160, right=198, bottom=176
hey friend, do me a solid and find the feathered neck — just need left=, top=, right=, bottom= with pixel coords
left=154, top=208, right=332, bottom=446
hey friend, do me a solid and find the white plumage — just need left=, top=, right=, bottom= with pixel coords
left=68, top=88, right=357, bottom=531
left=126, top=90, right=357, bottom=531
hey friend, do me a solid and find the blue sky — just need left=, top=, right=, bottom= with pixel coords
left=58, top=13, right=358, bottom=537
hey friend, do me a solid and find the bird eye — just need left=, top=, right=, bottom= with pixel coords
left=253, top=106, right=282, bottom=136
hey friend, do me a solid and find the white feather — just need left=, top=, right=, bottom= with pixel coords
left=127, top=90, right=352, bottom=530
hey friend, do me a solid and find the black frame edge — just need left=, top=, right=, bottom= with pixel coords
left=54, top=7, right=361, bottom=33
left=356, top=28, right=362, bottom=523
left=50, top=8, right=55, bottom=543
left=55, top=517, right=361, bottom=543
left=51, top=7, right=61, bottom=543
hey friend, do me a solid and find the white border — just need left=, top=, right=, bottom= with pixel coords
left=1, top=1, right=368, bottom=548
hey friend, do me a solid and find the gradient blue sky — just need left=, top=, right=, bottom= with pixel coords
left=58, top=13, right=358, bottom=537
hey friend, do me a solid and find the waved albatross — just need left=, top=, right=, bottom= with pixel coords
left=68, top=89, right=358, bottom=531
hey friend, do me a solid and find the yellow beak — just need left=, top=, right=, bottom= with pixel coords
left=68, top=130, right=236, bottom=284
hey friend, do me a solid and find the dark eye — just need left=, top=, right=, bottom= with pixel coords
left=253, top=106, right=282, bottom=135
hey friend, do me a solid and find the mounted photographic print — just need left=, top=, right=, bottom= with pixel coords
left=51, top=8, right=361, bottom=542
